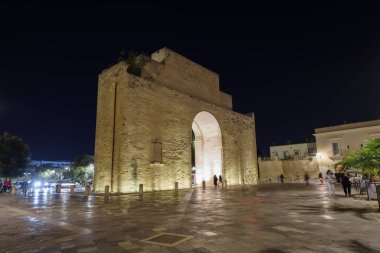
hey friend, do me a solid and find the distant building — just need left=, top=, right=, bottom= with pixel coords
left=269, top=143, right=316, bottom=160
left=21, top=160, right=72, bottom=177
left=31, top=160, right=71, bottom=168
left=313, top=119, right=380, bottom=175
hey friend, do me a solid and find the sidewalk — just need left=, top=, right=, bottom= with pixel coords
left=0, top=183, right=379, bottom=253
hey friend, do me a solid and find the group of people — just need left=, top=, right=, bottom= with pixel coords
left=278, top=170, right=352, bottom=198
left=325, top=169, right=352, bottom=197
left=213, top=174, right=223, bottom=187
left=0, top=178, right=31, bottom=196
left=0, top=178, right=12, bottom=193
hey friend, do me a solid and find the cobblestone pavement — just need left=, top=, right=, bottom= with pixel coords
left=0, top=183, right=379, bottom=253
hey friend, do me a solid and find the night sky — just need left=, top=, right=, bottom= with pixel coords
left=1, top=1, right=380, bottom=160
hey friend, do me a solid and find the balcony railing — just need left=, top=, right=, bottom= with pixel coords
left=327, top=149, right=350, bottom=157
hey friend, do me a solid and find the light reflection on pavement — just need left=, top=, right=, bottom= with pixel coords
left=0, top=183, right=379, bottom=253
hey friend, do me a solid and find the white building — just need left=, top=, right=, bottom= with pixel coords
left=313, top=119, right=380, bottom=175
left=269, top=143, right=316, bottom=160
left=31, top=160, right=71, bottom=168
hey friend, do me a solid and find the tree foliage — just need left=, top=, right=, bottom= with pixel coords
left=72, top=154, right=93, bottom=168
left=118, top=49, right=127, bottom=62
left=0, top=132, right=31, bottom=177
left=63, top=154, right=94, bottom=185
left=338, top=138, right=380, bottom=180
left=118, top=49, right=149, bottom=77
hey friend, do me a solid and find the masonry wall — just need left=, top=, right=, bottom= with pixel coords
left=94, top=60, right=258, bottom=193
left=282, top=159, right=319, bottom=182
left=258, top=160, right=283, bottom=183
left=258, top=159, right=319, bottom=183
left=143, top=48, right=232, bottom=110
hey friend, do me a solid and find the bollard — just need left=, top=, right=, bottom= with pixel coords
left=175, top=182, right=178, bottom=191
left=139, top=184, right=143, bottom=194
left=11, top=185, right=16, bottom=195
left=105, top=185, right=109, bottom=196
left=224, top=180, right=227, bottom=188
left=85, top=185, right=91, bottom=195
left=70, top=185, right=75, bottom=193
left=56, top=184, right=61, bottom=193
left=202, top=180, right=206, bottom=190
left=376, top=185, right=380, bottom=211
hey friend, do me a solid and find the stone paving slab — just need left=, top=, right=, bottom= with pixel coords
left=0, top=183, right=379, bottom=253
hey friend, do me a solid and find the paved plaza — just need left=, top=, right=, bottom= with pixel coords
left=0, top=183, right=379, bottom=253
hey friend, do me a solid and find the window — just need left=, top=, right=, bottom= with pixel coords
left=332, top=142, right=340, bottom=155
left=283, top=151, right=290, bottom=159
left=151, top=139, right=162, bottom=163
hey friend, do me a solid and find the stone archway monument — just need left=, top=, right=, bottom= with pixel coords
left=94, top=48, right=258, bottom=193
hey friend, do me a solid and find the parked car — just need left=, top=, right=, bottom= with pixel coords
left=57, top=180, right=76, bottom=188
left=335, top=169, right=362, bottom=183
left=48, top=181, right=57, bottom=188
left=347, top=169, right=362, bottom=181
left=12, top=181, right=24, bottom=190
left=32, top=179, right=50, bottom=189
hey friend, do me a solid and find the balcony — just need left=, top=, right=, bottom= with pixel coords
left=327, top=149, right=350, bottom=160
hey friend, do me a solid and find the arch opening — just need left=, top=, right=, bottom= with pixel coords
left=191, top=111, right=223, bottom=186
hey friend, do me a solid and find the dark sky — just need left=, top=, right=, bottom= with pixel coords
left=1, top=1, right=380, bottom=160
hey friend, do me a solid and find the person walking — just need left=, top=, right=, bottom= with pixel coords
left=319, top=172, right=324, bottom=185
left=3, top=179, right=9, bottom=193
left=218, top=175, right=223, bottom=187
left=213, top=175, right=218, bottom=187
left=8, top=178, right=11, bottom=193
left=21, top=180, right=29, bottom=197
left=325, top=170, right=336, bottom=197
left=341, top=169, right=352, bottom=197
left=304, top=172, right=310, bottom=186
left=280, top=174, right=284, bottom=184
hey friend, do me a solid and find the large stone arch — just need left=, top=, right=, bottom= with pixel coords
left=192, top=111, right=223, bottom=186
left=93, top=48, right=258, bottom=193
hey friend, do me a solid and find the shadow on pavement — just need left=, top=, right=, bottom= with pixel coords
left=348, top=240, right=379, bottom=253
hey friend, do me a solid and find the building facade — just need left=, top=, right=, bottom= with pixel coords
left=313, top=119, right=380, bottom=175
left=31, top=160, right=71, bottom=168
left=269, top=143, right=316, bottom=160
left=94, top=48, right=258, bottom=193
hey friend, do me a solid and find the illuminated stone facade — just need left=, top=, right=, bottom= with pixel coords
left=94, top=48, right=258, bottom=193
left=258, top=159, right=319, bottom=183
left=314, top=119, right=380, bottom=175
